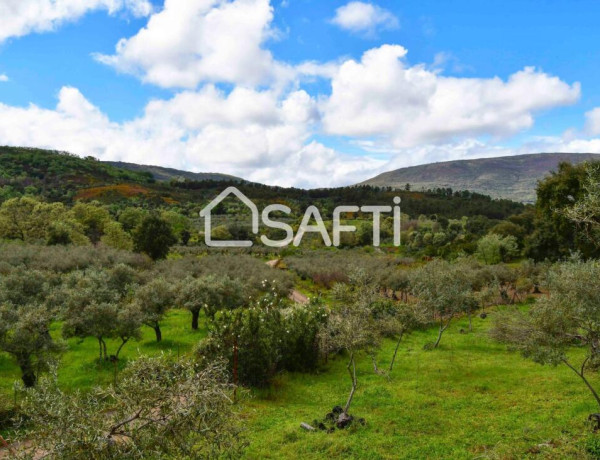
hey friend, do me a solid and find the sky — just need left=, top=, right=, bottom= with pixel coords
left=1, top=0, right=600, bottom=188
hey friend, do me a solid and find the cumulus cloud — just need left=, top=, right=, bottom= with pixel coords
left=0, top=1, right=592, bottom=188
left=0, top=74, right=8, bottom=82
left=331, top=2, right=398, bottom=36
left=0, top=85, right=383, bottom=188
left=321, top=45, right=581, bottom=148
left=95, top=0, right=292, bottom=89
left=585, top=108, right=600, bottom=136
left=0, top=0, right=152, bottom=43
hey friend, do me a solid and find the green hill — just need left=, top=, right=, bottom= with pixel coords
left=105, top=160, right=242, bottom=183
left=360, top=153, right=600, bottom=203
left=0, top=146, right=243, bottom=204
left=0, top=146, right=525, bottom=221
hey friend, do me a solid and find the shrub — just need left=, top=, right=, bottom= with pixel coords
left=198, top=293, right=326, bottom=387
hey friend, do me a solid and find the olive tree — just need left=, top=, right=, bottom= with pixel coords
left=133, top=278, right=174, bottom=342
left=372, top=300, right=419, bottom=372
left=563, top=162, right=600, bottom=246
left=411, top=260, right=471, bottom=349
left=0, top=304, right=63, bottom=387
left=177, top=275, right=244, bottom=330
left=319, top=269, right=382, bottom=419
left=491, top=260, right=600, bottom=416
left=15, top=356, right=246, bottom=459
left=62, top=269, right=141, bottom=360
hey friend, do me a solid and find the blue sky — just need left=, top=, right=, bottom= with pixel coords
left=0, top=0, right=599, bottom=187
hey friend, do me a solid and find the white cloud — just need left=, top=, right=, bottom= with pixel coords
left=585, top=108, right=600, bottom=136
left=331, top=2, right=398, bottom=36
left=321, top=45, right=581, bottom=148
left=0, top=85, right=383, bottom=188
left=0, top=0, right=152, bottom=43
left=0, top=74, right=8, bottom=82
left=95, top=0, right=292, bottom=89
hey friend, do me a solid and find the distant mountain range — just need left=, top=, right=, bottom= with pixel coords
left=360, top=153, right=600, bottom=202
left=105, top=161, right=242, bottom=183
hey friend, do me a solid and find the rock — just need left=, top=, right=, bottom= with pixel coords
left=480, top=312, right=488, bottom=319
left=331, top=406, right=343, bottom=415
left=300, top=422, right=315, bottom=431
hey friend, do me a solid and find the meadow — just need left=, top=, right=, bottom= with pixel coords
left=2, top=306, right=598, bottom=459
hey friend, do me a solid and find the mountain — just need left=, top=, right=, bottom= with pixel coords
left=105, top=161, right=242, bottom=183
left=360, top=153, right=600, bottom=203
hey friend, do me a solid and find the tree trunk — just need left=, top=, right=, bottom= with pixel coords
left=192, top=309, right=200, bottom=330
left=344, top=353, right=357, bottom=415
left=563, top=358, right=600, bottom=409
left=233, top=337, right=239, bottom=402
left=468, top=313, right=473, bottom=332
left=370, top=354, right=380, bottom=373
left=433, top=320, right=449, bottom=348
left=98, top=337, right=103, bottom=361
left=389, top=332, right=404, bottom=372
left=101, top=338, right=108, bottom=360
left=153, top=323, right=162, bottom=343
left=17, top=353, right=36, bottom=388
left=115, top=337, right=129, bottom=360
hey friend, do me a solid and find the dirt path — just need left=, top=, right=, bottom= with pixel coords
left=265, top=259, right=309, bottom=305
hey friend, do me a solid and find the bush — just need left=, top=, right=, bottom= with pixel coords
left=198, top=294, right=326, bottom=387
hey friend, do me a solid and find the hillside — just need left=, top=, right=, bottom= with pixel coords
left=105, top=160, right=242, bottom=183
left=0, top=147, right=525, bottom=221
left=0, top=146, right=243, bottom=204
left=360, top=153, right=600, bottom=202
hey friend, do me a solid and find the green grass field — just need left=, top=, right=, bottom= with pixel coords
left=0, top=309, right=206, bottom=399
left=2, top=308, right=599, bottom=458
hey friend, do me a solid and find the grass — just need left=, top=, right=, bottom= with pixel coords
left=241, top=311, right=599, bottom=459
left=0, top=309, right=206, bottom=401
left=2, top=307, right=600, bottom=458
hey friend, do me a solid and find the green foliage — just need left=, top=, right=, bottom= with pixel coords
left=492, top=260, right=600, bottom=409
left=411, top=260, right=472, bottom=348
left=0, top=304, right=62, bottom=387
left=62, top=268, right=142, bottom=360
left=177, top=275, right=246, bottom=330
left=526, top=161, right=600, bottom=260
left=476, top=233, right=519, bottom=264
left=15, top=357, right=245, bottom=459
left=199, top=293, right=325, bottom=387
left=100, top=221, right=133, bottom=251
left=133, top=215, right=177, bottom=260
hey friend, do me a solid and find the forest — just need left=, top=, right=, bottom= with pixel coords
left=2, top=149, right=600, bottom=458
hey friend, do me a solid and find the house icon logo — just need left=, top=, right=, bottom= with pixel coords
left=200, top=187, right=403, bottom=248
left=199, top=187, right=259, bottom=247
